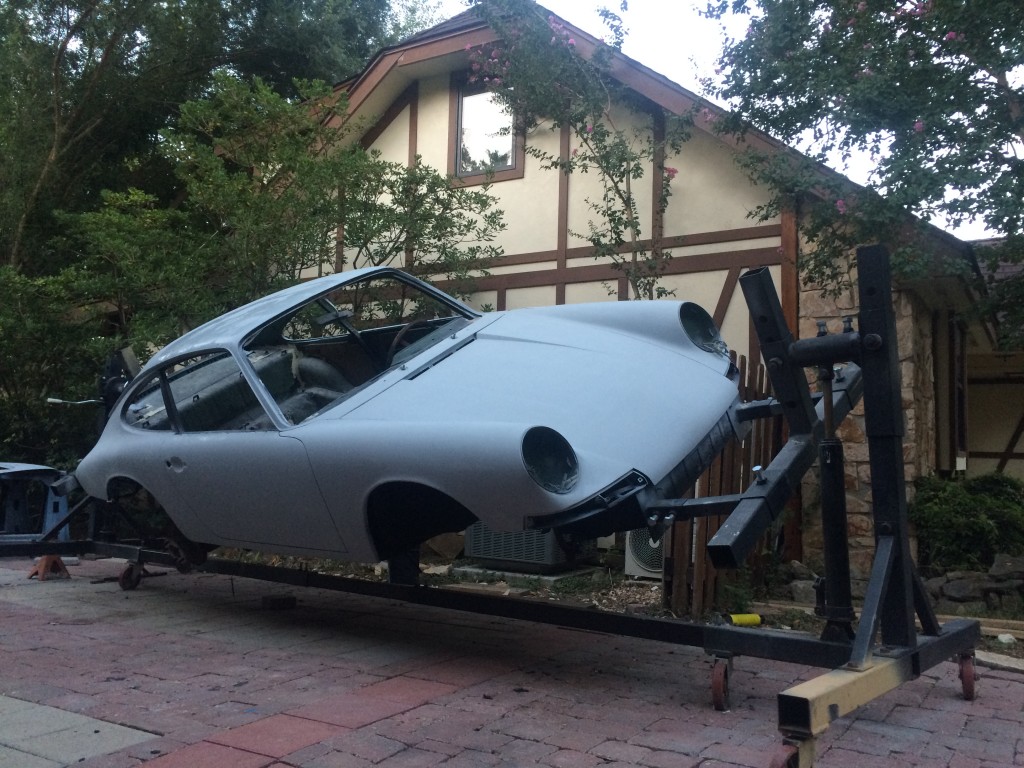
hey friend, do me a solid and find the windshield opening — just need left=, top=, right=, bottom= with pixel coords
left=244, top=272, right=474, bottom=423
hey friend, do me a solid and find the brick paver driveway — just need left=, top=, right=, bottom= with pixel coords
left=1, top=557, right=1021, bottom=767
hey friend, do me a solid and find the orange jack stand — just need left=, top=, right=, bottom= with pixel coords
left=28, top=555, right=70, bottom=580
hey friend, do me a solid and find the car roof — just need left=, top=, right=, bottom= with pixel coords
left=149, top=266, right=401, bottom=366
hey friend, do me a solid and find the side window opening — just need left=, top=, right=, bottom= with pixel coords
left=124, top=351, right=274, bottom=432
left=124, top=374, right=171, bottom=431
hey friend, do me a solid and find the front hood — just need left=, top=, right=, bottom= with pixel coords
left=334, top=302, right=739, bottom=488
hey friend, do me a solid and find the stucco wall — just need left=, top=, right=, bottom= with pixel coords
left=967, top=380, right=1024, bottom=479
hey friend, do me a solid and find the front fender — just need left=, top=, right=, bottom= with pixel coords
left=294, top=420, right=601, bottom=540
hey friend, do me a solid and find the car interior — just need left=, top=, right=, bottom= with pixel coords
left=122, top=273, right=475, bottom=433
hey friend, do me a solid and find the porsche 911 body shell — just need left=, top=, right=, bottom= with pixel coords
left=75, top=267, right=742, bottom=562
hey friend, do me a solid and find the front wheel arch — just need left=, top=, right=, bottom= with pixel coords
left=367, top=482, right=477, bottom=561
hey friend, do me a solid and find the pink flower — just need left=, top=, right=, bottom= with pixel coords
left=944, top=31, right=958, bottom=40
left=586, top=124, right=594, bottom=133
left=836, top=199, right=847, bottom=214
left=914, top=119, right=924, bottom=132
left=664, top=167, right=678, bottom=180
left=567, top=38, right=576, bottom=46
left=572, top=148, right=579, bottom=157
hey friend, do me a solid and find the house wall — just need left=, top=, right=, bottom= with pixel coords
left=799, top=274, right=938, bottom=586
left=350, top=53, right=978, bottom=581
left=967, top=379, right=1024, bottom=478
left=357, top=74, right=788, bottom=365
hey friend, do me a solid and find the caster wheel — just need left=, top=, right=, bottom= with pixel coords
left=958, top=653, right=977, bottom=701
left=118, top=564, right=143, bottom=591
left=768, top=743, right=799, bottom=768
left=711, top=658, right=730, bottom=712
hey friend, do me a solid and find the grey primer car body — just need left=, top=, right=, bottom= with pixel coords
left=75, top=267, right=744, bottom=564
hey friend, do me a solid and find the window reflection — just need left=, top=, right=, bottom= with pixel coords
left=458, top=89, right=514, bottom=176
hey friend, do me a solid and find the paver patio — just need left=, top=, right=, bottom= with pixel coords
left=1, top=557, right=1021, bottom=767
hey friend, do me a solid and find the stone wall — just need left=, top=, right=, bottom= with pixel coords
left=925, top=553, right=1024, bottom=616
left=798, top=278, right=937, bottom=593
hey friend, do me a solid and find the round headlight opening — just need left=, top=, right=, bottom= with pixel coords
left=522, top=427, right=579, bottom=494
left=679, top=303, right=729, bottom=357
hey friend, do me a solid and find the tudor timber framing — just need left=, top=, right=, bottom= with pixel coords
left=343, top=74, right=797, bottom=335
left=337, top=7, right=800, bottom=335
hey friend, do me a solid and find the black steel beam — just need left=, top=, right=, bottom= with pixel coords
left=706, top=371, right=862, bottom=569
left=856, top=245, right=918, bottom=650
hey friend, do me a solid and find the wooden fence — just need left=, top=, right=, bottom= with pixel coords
left=662, top=354, right=792, bottom=618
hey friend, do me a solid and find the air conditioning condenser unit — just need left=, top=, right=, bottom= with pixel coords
left=465, top=521, right=594, bottom=574
left=625, top=528, right=664, bottom=579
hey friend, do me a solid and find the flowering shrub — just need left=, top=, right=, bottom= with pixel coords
left=704, top=0, right=1024, bottom=344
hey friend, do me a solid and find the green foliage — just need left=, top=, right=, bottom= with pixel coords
left=470, top=0, right=692, bottom=299
left=963, top=473, right=1024, bottom=506
left=704, top=0, right=1024, bottom=346
left=340, top=153, right=505, bottom=297
left=228, top=0, right=393, bottom=96
left=1, top=68, right=504, bottom=466
left=0, top=267, right=108, bottom=466
left=164, top=76, right=364, bottom=305
left=1, top=0, right=395, bottom=275
left=910, top=473, right=1024, bottom=573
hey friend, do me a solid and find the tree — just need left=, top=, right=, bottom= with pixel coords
left=1, top=73, right=504, bottom=466
left=340, top=155, right=505, bottom=299
left=704, top=0, right=1024, bottom=346
left=63, top=75, right=502, bottom=343
left=470, top=0, right=691, bottom=299
left=0, top=1, right=475, bottom=466
left=228, top=0, right=398, bottom=96
left=0, top=0, right=394, bottom=275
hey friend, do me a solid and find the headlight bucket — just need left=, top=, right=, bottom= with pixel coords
left=522, top=426, right=579, bottom=494
left=679, top=303, right=729, bottom=358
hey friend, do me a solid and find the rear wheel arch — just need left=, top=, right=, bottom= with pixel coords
left=106, top=476, right=154, bottom=503
left=102, top=476, right=213, bottom=564
left=366, top=482, right=477, bottom=561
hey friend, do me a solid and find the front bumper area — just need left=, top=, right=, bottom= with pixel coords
left=527, top=398, right=746, bottom=541
left=528, top=469, right=651, bottom=539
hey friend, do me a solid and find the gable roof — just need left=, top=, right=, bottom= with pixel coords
left=336, top=3, right=986, bottom=305
left=336, top=3, right=877, bottom=212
